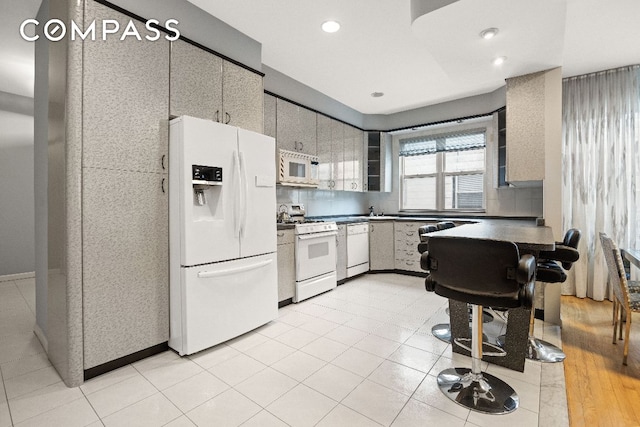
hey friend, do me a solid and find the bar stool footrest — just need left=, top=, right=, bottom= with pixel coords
left=453, top=338, right=508, bottom=357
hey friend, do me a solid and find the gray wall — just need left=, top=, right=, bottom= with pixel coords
left=263, top=65, right=365, bottom=128
left=34, top=0, right=49, bottom=336
left=0, top=91, right=35, bottom=276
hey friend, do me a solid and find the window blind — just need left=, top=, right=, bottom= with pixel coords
left=399, top=129, right=486, bottom=157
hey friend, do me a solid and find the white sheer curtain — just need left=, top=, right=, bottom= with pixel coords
left=562, top=65, right=640, bottom=300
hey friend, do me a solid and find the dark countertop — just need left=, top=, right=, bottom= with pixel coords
left=277, top=215, right=538, bottom=229
left=276, top=223, right=296, bottom=230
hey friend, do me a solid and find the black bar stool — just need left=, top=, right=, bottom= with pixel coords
left=422, top=236, right=535, bottom=414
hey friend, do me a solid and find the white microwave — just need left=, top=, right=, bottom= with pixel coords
left=278, top=149, right=319, bottom=187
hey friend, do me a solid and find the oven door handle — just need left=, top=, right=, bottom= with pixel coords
left=297, top=231, right=338, bottom=240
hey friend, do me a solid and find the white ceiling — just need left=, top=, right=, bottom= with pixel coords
left=188, top=0, right=640, bottom=114
left=1, top=0, right=639, bottom=115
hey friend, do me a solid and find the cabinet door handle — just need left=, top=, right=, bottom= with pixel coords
left=225, top=112, right=231, bottom=124
left=354, top=182, right=357, bottom=190
left=215, top=110, right=220, bottom=122
left=161, top=178, right=165, bottom=193
left=299, top=141, right=303, bottom=151
left=371, top=225, right=374, bottom=232
left=277, top=232, right=284, bottom=237
left=161, top=154, right=166, bottom=170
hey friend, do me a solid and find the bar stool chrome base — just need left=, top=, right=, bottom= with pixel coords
left=432, top=323, right=452, bottom=342
left=527, top=337, right=566, bottom=362
left=496, top=335, right=566, bottom=363
left=437, top=368, right=519, bottom=414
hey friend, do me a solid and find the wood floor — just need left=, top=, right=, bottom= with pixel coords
left=562, top=295, right=640, bottom=426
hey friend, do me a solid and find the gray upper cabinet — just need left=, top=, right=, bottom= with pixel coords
left=264, top=93, right=277, bottom=138
left=316, top=117, right=365, bottom=192
left=344, top=125, right=364, bottom=192
left=170, top=39, right=223, bottom=122
left=82, top=168, right=168, bottom=369
left=316, top=115, right=333, bottom=190
left=330, top=120, right=345, bottom=191
left=83, top=1, right=169, bottom=173
left=276, top=98, right=317, bottom=155
left=170, top=39, right=264, bottom=133
left=222, top=61, right=264, bottom=133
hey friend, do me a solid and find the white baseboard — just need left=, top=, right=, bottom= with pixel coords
left=34, top=323, right=49, bottom=353
left=0, top=271, right=36, bottom=282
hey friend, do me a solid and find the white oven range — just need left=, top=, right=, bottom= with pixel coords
left=293, top=221, right=338, bottom=302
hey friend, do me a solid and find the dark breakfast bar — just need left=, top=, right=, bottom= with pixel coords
left=423, top=222, right=555, bottom=372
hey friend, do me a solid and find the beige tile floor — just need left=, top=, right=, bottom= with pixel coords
left=0, top=273, right=567, bottom=427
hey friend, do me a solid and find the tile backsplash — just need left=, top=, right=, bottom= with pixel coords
left=276, top=185, right=542, bottom=219
left=276, top=187, right=369, bottom=218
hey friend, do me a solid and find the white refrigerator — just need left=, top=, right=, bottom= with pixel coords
left=169, top=115, right=277, bottom=356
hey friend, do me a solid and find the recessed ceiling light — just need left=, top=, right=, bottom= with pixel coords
left=321, top=21, right=341, bottom=33
left=493, top=56, right=507, bottom=66
left=480, top=28, right=499, bottom=39
left=371, top=92, right=384, bottom=98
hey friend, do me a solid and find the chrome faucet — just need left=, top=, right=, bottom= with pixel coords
left=369, top=206, right=374, bottom=216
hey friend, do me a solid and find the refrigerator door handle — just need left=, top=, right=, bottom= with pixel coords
left=233, top=150, right=241, bottom=238
left=196, top=259, right=273, bottom=278
left=239, top=152, right=249, bottom=238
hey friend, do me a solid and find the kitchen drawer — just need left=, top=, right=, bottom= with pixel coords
left=395, top=257, right=422, bottom=272
left=395, top=237, right=419, bottom=250
left=277, top=229, right=294, bottom=245
left=396, top=248, right=419, bottom=260
left=395, top=228, right=419, bottom=240
left=395, top=221, right=423, bottom=232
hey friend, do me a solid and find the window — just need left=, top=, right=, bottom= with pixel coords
left=400, top=129, right=486, bottom=211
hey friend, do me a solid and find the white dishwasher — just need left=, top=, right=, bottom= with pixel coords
left=347, top=223, right=370, bottom=277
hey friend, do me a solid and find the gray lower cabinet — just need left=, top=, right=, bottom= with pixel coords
left=369, top=221, right=395, bottom=270
left=276, top=98, right=317, bottom=155
left=336, top=225, right=347, bottom=281
left=82, top=168, right=169, bottom=369
left=277, top=229, right=295, bottom=302
left=83, top=0, right=169, bottom=174
left=394, top=222, right=423, bottom=273
left=170, top=39, right=263, bottom=133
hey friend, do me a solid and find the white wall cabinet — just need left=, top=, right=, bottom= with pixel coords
left=394, top=222, right=423, bottom=273
left=369, top=221, right=395, bottom=270
left=170, top=39, right=264, bottom=133
left=276, top=98, right=317, bottom=155
left=276, top=229, right=295, bottom=302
